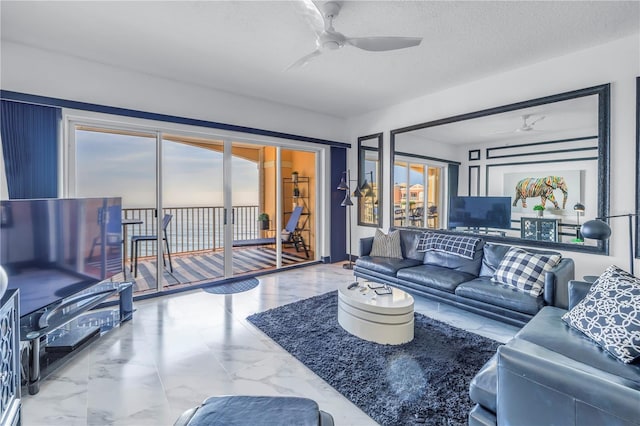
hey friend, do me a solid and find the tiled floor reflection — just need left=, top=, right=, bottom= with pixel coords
left=21, top=264, right=519, bottom=425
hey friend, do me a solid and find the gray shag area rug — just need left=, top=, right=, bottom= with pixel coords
left=247, top=291, right=500, bottom=426
left=203, top=278, right=259, bottom=294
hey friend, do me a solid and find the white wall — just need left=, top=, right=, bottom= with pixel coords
left=0, top=41, right=350, bottom=259
left=1, top=41, right=349, bottom=142
left=347, top=34, right=640, bottom=278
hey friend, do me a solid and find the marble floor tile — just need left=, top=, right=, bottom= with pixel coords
left=21, top=263, right=518, bottom=425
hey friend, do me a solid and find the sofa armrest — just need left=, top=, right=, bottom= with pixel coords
left=497, top=339, right=640, bottom=426
left=359, top=237, right=374, bottom=257
left=543, top=258, right=575, bottom=309
left=568, top=280, right=592, bottom=310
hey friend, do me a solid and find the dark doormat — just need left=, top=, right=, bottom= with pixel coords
left=202, top=278, right=260, bottom=295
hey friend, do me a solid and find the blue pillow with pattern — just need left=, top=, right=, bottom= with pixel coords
left=562, top=265, right=640, bottom=363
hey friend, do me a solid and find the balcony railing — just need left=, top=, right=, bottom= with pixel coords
left=123, top=205, right=260, bottom=257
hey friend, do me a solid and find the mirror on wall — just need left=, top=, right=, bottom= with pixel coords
left=357, top=133, right=382, bottom=227
left=636, top=76, right=640, bottom=260
left=390, top=84, right=610, bottom=254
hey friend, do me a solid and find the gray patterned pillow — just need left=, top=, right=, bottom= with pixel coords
left=492, top=247, right=560, bottom=297
left=369, top=229, right=403, bottom=259
left=562, top=265, right=640, bottom=363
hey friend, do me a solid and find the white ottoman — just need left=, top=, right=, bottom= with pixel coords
left=337, top=282, right=414, bottom=345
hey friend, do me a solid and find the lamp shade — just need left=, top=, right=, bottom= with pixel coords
left=337, top=176, right=349, bottom=191
left=352, top=186, right=363, bottom=198
left=573, top=203, right=585, bottom=212
left=341, top=193, right=353, bottom=206
left=580, top=219, right=612, bottom=240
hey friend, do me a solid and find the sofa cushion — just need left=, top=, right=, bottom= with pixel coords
left=397, top=228, right=426, bottom=261
left=355, top=256, right=422, bottom=276
left=517, top=306, right=640, bottom=383
left=469, top=353, right=498, bottom=413
left=369, top=229, right=403, bottom=259
left=479, top=243, right=511, bottom=277
left=492, top=247, right=560, bottom=297
left=562, top=265, right=640, bottom=364
left=416, top=232, right=482, bottom=260
left=455, top=277, right=543, bottom=315
left=422, top=240, right=484, bottom=276
left=397, top=264, right=476, bottom=293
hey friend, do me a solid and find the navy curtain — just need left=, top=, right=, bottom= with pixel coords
left=1, top=100, right=61, bottom=198
left=448, top=163, right=459, bottom=216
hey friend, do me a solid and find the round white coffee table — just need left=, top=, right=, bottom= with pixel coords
left=337, top=282, right=414, bottom=345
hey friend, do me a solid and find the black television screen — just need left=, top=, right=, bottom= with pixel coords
left=448, top=196, right=512, bottom=230
left=1, top=197, right=122, bottom=317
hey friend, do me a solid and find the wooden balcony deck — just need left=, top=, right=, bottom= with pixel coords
left=111, top=246, right=311, bottom=294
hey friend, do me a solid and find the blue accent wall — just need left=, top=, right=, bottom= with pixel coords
left=330, top=147, right=347, bottom=262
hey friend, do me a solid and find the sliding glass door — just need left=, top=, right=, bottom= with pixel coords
left=73, top=126, right=161, bottom=293
left=70, top=120, right=318, bottom=295
left=394, top=158, right=444, bottom=229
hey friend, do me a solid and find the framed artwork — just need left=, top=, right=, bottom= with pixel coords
left=486, top=159, right=597, bottom=221
left=504, top=170, right=582, bottom=215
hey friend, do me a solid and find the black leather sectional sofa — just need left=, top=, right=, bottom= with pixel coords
left=469, top=280, right=640, bottom=426
left=353, top=228, right=575, bottom=327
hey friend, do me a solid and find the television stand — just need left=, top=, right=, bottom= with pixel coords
left=20, top=281, right=133, bottom=395
left=466, top=227, right=507, bottom=237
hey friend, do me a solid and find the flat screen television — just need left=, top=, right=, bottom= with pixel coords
left=448, top=196, right=512, bottom=230
left=1, top=197, right=122, bottom=317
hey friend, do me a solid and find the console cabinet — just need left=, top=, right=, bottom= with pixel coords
left=0, top=289, right=20, bottom=426
left=520, top=217, right=559, bottom=242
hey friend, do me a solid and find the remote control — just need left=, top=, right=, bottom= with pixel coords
left=347, top=282, right=359, bottom=290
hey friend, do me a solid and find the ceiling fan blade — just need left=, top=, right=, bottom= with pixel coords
left=529, top=115, right=546, bottom=126
left=286, top=49, right=322, bottom=71
left=346, top=36, right=422, bottom=52
left=291, top=0, right=326, bottom=35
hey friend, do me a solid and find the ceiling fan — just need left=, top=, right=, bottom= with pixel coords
left=515, top=114, right=545, bottom=132
left=287, top=0, right=423, bottom=70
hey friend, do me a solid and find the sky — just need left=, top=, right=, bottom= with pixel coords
left=76, top=130, right=259, bottom=208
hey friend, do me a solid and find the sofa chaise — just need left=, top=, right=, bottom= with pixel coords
left=354, top=228, right=575, bottom=327
left=469, top=278, right=640, bottom=425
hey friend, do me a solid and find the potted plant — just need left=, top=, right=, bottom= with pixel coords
left=533, top=204, right=544, bottom=217
left=258, top=213, right=270, bottom=230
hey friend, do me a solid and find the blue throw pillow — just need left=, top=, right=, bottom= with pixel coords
left=562, top=265, right=640, bottom=364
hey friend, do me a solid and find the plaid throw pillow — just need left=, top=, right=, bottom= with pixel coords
left=492, top=247, right=560, bottom=297
left=370, top=229, right=403, bottom=259
left=416, top=232, right=481, bottom=260
left=562, top=265, right=640, bottom=363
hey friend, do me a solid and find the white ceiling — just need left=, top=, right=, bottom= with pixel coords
left=1, top=1, right=639, bottom=118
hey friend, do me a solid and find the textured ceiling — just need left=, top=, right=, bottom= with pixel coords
left=1, top=1, right=639, bottom=118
